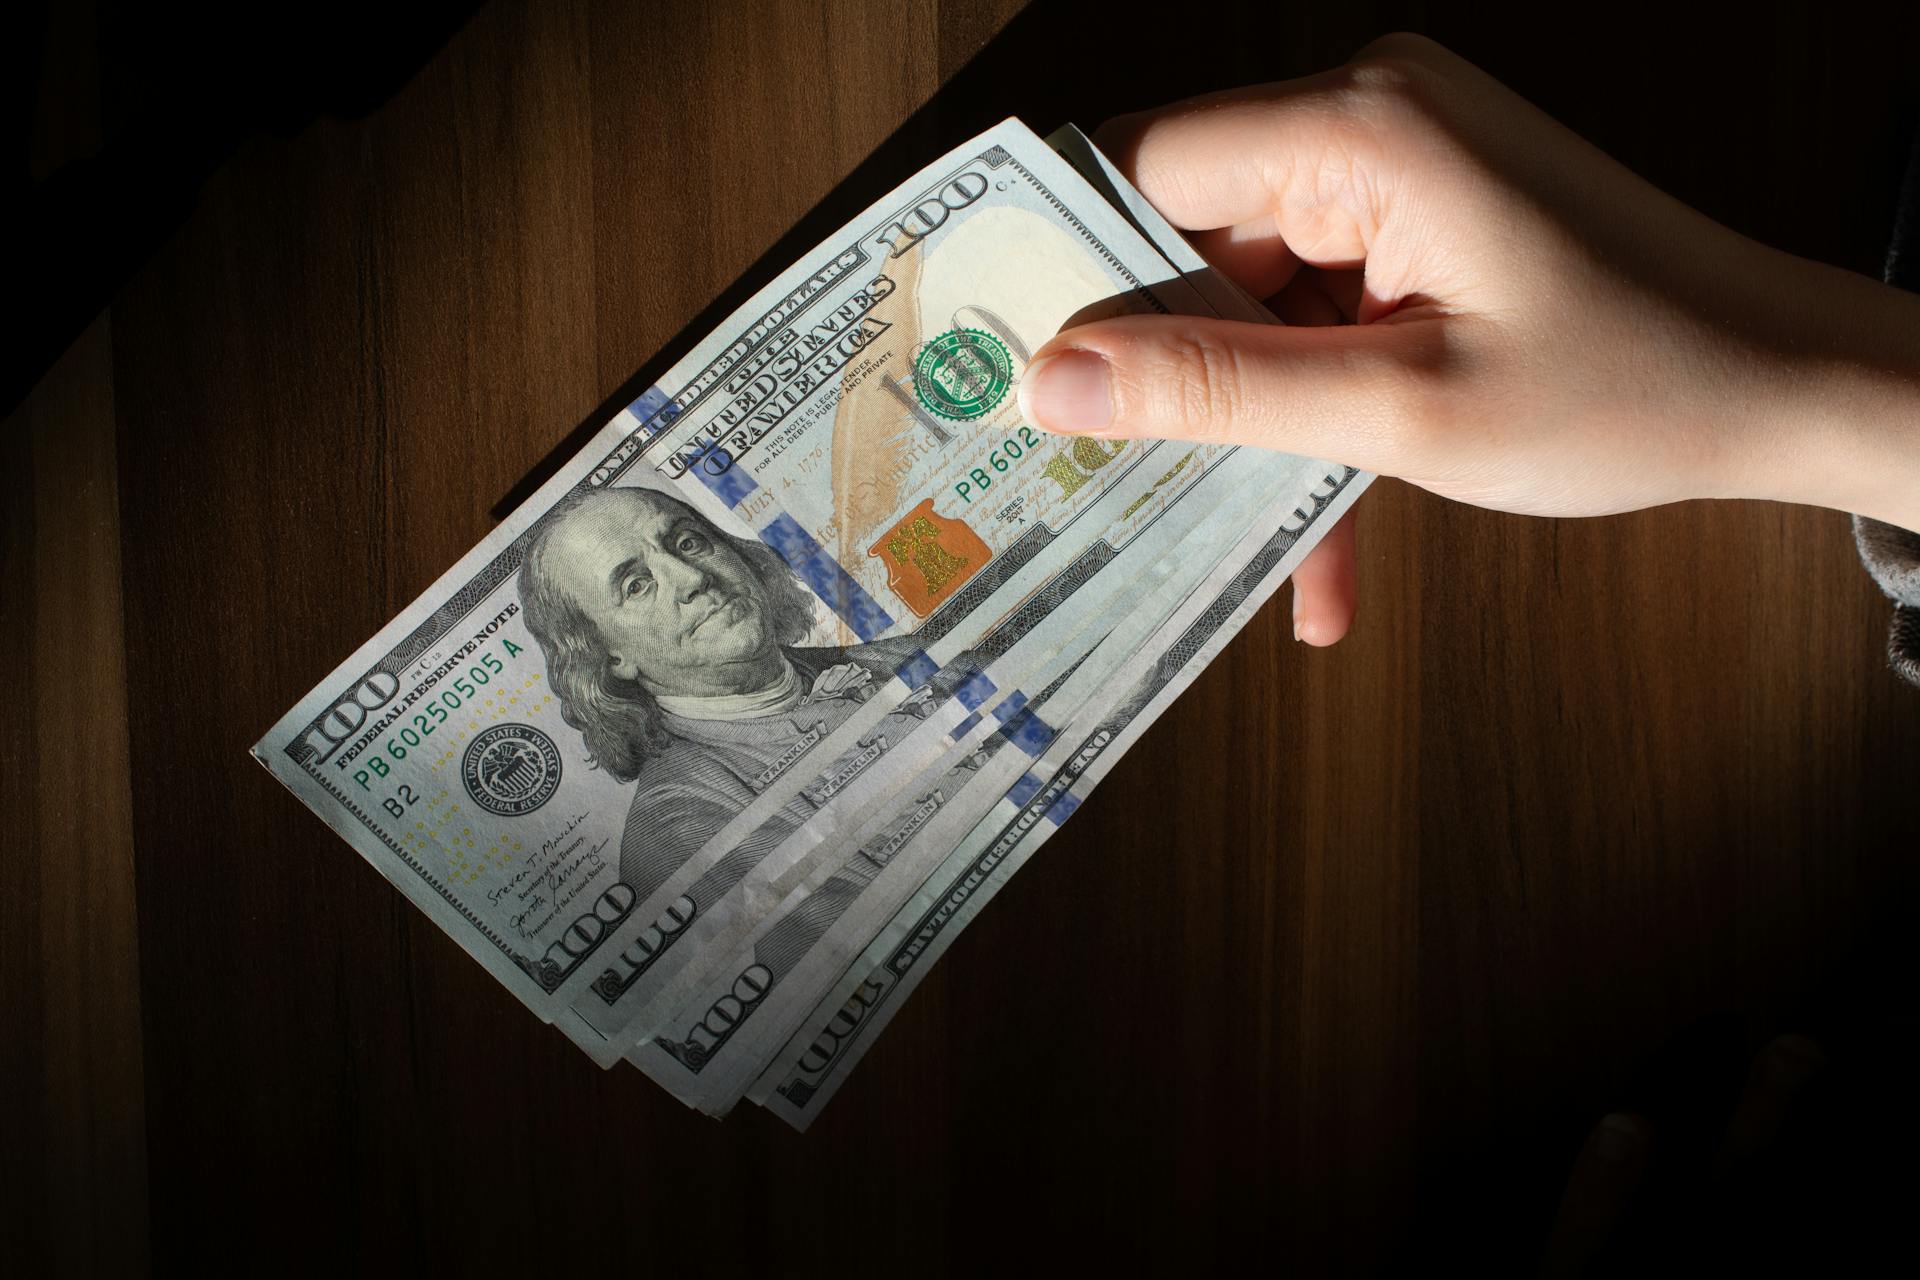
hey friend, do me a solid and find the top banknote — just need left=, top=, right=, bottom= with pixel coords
left=253, top=118, right=1229, bottom=1048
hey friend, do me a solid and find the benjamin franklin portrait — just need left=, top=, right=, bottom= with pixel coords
left=519, top=484, right=938, bottom=899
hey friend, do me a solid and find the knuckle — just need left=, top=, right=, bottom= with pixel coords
left=1342, top=42, right=1457, bottom=132
left=1357, top=59, right=1444, bottom=117
left=1354, top=31, right=1449, bottom=65
left=1151, top=330, right=1247, bottom=439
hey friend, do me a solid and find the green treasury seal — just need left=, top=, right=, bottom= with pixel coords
left=913, top=328, right=1014, bottom=421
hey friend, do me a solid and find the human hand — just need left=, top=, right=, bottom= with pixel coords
left=1019, top=34, right=1920, bottom=645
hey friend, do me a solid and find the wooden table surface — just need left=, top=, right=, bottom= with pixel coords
left=7, top=1, right=1917, bottom=1271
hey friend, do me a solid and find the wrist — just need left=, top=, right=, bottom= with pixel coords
left=1744, top=261, right=1920, bottom=532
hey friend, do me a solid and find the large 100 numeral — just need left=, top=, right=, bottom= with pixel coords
left=296, top=671, right=399, bottom=765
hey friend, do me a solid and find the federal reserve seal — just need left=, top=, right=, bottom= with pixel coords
left=461, top=723, right=562, bottom=817
left=913, top=327, right=1013, bottom=421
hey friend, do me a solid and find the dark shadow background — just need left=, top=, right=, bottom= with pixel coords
left=12, top=2, right=1918, bottom=418
left=6, top=1, right=1917, bottom=1274
left=7, top=2, right=485, bottom=414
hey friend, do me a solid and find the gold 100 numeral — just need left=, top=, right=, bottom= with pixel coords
left=1040, top=437, right=1125, bottom=500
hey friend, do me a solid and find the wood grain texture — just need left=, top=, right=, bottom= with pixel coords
left=2, top=1, right=149, bottom=1271
left=5, top=0, right=1917, bottom=1271
left=1, top=315, right=150, bottom=1278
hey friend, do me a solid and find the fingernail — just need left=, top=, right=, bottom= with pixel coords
left=1292, top=589, right=1306, bottom=642
left=1019, top=348, right=1112, bottom=434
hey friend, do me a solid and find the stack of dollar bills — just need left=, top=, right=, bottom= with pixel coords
left=254, top=120, right=1367, bottom=1128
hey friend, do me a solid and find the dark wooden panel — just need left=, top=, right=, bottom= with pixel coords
left=1, top=0, right=149, bottom=1270
left=5, top=0, right=1916, bottom=1272
left=0, top=315, right=151, bottom=1277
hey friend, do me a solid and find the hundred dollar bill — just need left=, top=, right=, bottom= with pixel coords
left=547, top=120, right=1374, bottom=1059
left=253, top=117, right=1262, bottom=1047
left=561, top=120, right=1389, bottom=1062
left=754, top=462, right=1368, bottom=1127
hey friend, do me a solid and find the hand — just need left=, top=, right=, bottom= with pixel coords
left=1018, top=34, right=1920, bottom=645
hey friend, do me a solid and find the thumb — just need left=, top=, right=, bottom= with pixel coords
left=1015, top=311, right=1452, bottom=475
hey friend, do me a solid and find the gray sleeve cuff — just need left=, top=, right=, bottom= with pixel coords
left=1853, top=515, right=1920, bottom=687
